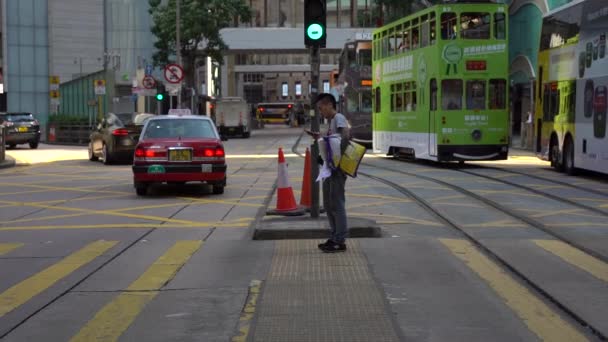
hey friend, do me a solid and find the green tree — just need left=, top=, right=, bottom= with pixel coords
left=149, top=0, right=251, bottom=101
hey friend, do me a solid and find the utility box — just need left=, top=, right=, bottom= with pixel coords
left=215, top=97, right=251, bottom=138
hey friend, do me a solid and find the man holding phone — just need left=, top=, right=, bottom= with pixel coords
left=307, top=93, right=350, bottom=253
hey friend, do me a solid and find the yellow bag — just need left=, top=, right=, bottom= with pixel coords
left=338, top=141, right=366, bottom=177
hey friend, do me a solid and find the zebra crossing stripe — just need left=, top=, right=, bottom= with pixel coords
left=70, top=240, right=203, bottom=342
left=0, top=240, right=118, bottom=318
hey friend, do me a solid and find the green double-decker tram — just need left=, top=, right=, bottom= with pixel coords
left=372, top=0, right=509, bottom=161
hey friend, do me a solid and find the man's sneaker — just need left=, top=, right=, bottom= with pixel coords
left=318, top=239, right=334, bottom=250
left=320, top=242, right=347, bottom=253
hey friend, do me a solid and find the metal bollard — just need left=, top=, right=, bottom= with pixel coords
left=0, top=125, right=5, bottom=163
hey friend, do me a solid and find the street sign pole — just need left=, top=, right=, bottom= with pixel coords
left=310, top=45, right=320, bottom=218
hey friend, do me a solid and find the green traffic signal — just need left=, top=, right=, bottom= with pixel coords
left=156, top=93, right=164, bottom=101
left=306, top=23, right=324, bottom=40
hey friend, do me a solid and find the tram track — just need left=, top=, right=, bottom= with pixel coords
left=358, top=160, right=608, bottom=340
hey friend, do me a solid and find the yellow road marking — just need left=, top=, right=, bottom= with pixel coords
left=0, top=182, right=130, bottom=195
left=440, top=239, right=587, bottom=342
left=0, top=243, right=24, bottom=255
left=0, top=221, right=251, bottom=231
left=534, top=240, right=608, bottom=283
left=0, top=200, right=204, bottom=226
left=475, top=189, right=541, bottom=198
left=349, top=193, right=413, bottom=202
left=0, top=240, right=117, bottom=317
left=346, top=212, right=442, bottom=226
left=231, top=280, right=262, bottom=342
left=529, top=208, right=603, bottom=220
left=461, top=219, right=527, bottom=228
left=70, top=240, right=202, bottom=342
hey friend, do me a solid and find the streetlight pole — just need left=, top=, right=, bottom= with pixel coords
left=176, top=0, right=182, bottom=108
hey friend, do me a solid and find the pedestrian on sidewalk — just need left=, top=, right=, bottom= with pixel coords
left=306, top=93, right=350, bottom=253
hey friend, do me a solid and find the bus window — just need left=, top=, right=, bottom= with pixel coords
left=430, top=79, right=438, bottom=111
left=441, top=13, right=457, bottom=40
left=489, top=79, right=506, bottom=109
left=466, top=80, right=486, bottom=110
left=361, top=92, right=372, bottom=112
left=543, top=85, right=551, bottom=121
left=375, top=87, right=381, bottom=113
left=442, top=80, right=463, bottom=110
left=494, top=13, right=506, bottom=40
left=461, top=13, right=491, bottom=39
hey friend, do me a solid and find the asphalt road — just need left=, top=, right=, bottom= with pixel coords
left=1, top=127, right=607, bottom=341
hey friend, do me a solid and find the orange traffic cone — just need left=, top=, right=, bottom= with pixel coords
left=267, top=147, right=305, bottom=216
left=300, top=148, right=311, bottom=209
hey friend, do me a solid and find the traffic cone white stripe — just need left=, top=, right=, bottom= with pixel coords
left=277, top=162, right=289, bottom=188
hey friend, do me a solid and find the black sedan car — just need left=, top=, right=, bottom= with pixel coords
left=88, top=112, right=155, bottom=164
left=0, top=112, right=41, bottom=149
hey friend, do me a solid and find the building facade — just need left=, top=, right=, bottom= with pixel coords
left=218, top=0, right=378, bottom=108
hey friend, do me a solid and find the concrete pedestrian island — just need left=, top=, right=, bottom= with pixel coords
left=253, top=216, right=382, bottom=240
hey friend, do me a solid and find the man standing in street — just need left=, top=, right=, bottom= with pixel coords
left=306, top=93, right=350, bottom=253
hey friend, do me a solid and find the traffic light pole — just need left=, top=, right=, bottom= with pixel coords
left=310, top=46, right=321, bottom=218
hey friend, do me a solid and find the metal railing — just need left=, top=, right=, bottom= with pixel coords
left=0, top=125, right=5, bottom=163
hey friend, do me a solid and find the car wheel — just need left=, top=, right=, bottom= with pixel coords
left=88, top=143, right=99, bottom=161
left=102, top=143, right=113, bottom=165
left=29, top=141, right=39, bottom=149
left=212, top=185, right=224, bottom=194
left=563, top=138, right=576, bottom=175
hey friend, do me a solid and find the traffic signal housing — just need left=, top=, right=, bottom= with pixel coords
left=156, top=83, right=165, bottom=101
left=304, top=0, right=326, bottom=48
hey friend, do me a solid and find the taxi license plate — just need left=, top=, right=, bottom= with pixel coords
left=18, top=127, right=28, bottom=132
left=169, top=149, right=192, bottom=161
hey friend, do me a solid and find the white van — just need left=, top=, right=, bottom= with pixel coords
left=215, top=97, right=251, bottom=138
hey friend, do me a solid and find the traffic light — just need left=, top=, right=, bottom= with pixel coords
left=156, top=83, right=165, bottom=101
left=304, top=0, right=326, bottom=48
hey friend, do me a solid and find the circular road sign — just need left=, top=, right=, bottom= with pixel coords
left=142, top=76, right=156, bottom=89
left=306, top=23, right=324, bottom=40
left=164, top=63, right=185, bottom=84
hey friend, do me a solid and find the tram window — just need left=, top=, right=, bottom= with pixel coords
left=489, top=79, right=506, bottom=109
left=461, top=13, right=491, bottom=39
left=390, top=84, right=396, bottom=112
left=441, top=13, right=457, bottom=39
left=430, top=19, right=436, bottom=45
left=494, top=13, right=506, bottom=39
left=442, top=80, right=463, bottom=110
left=389, top=28, right=396, bottom=56
left=396, top=83, right=403, bottom=112
left=399, top=30, right=411, bottom=51
left=421, top=21, right=430, bottom=47
left=466, top=80, right=486, bottom=110
left=395, top=25, right=403, bottom=54
left=430, top=79, right=438, bottom=111
left=346, top=89, right=359, bottom=113
left=412, top=27, right=420, bottom=49
left=374, top=87, right=381, bottom=112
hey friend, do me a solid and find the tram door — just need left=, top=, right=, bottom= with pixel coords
left=429, top=79, right=438, bottom=156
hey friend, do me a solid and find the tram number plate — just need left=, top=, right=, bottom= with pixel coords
left=201, top=164, right=212, bottom=173
left=169, top=149, right=192, bottom=161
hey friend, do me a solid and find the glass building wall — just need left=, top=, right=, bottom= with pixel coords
left=105, top=0, right=156, bottom=84
left=6, top=0, right=49, bottom=125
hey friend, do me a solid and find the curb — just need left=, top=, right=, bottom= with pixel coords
left=253, top=216, right=382, bottom=240
left=0, top=156, right=16, bottom=169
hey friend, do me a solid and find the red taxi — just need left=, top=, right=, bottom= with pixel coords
left=132, top=115, right=227, bottom=196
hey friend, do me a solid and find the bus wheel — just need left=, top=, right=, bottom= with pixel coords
left=563, top=139, right=576, bottom=175
left=550, top=138, right=563, bottom=171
